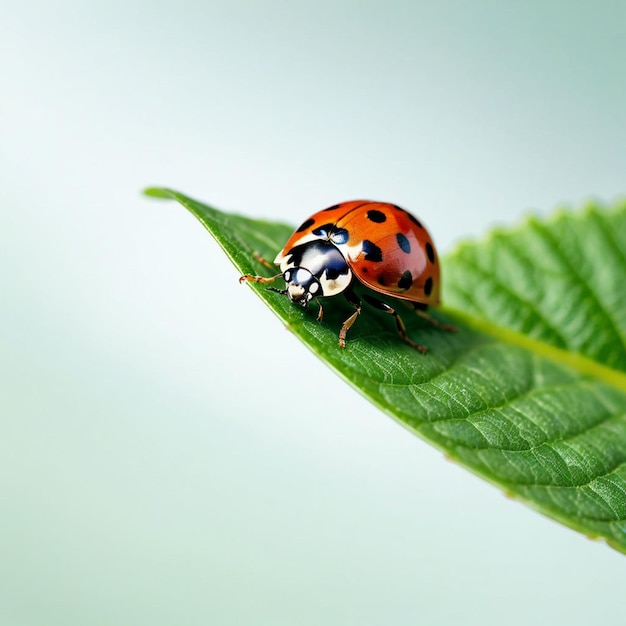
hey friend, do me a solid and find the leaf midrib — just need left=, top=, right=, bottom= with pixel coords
left=444, top=307, right=626, bottom=393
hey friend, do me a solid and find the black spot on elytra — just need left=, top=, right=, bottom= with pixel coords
left=396, top=232, right=411, bottom=254
left=405, top=210, right=423, bottom=229
left=426, top=242, right=435, bottom=263
left=323, top=204, right=341, bottom=212
left=366, top=209, right=386, bottom=223
left=296, top=218, right=315, bottom=232
left=362, top=240, right=383, bottom=262
left=377, top=274, right=389, bottom=286
left=312, top=223, right=335, bottom=238
left=398, top=270, right=413, bottom=290
left=424, top=276, right=433, bottom=296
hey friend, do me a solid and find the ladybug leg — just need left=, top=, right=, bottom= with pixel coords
left=316, top=300, right=324, bottom=323
left=239, top=252, right=281, bottom=284
left=252, top=251, right=276, bottom=269
left=338, top=289, right=362, bottom=348
left=363, top=294, right=428, bottom=353
left=239, top=272, right=282, bottom=285
left=412, top=303, right=458, bottom=333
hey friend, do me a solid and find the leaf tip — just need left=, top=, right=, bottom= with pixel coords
left=143, top=186, right=176, bottom=200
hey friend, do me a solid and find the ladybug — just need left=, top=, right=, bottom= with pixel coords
left=240, top=200, right=455, bottom=352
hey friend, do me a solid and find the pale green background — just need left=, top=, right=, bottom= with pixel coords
left=2, top=2, right=625, bottom=625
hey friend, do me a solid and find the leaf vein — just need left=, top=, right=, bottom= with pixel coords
left=453, top=252, right=569, bottom=346
left=529, top=218, right=626, bottom=355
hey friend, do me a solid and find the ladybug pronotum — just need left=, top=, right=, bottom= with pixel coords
left=240, top=200, right=455, bottom=352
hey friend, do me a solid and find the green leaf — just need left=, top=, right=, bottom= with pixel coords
left=145, top=187, right=626, bottom=554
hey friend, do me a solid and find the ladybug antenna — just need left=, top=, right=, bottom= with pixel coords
left=267, top=286, right=288, bottom=296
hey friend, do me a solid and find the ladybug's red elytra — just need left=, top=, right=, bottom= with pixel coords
left=240, top=200, right=456, bottom=352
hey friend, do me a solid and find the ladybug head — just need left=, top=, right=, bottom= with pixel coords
left=271, top=267, right=322, bottom=308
